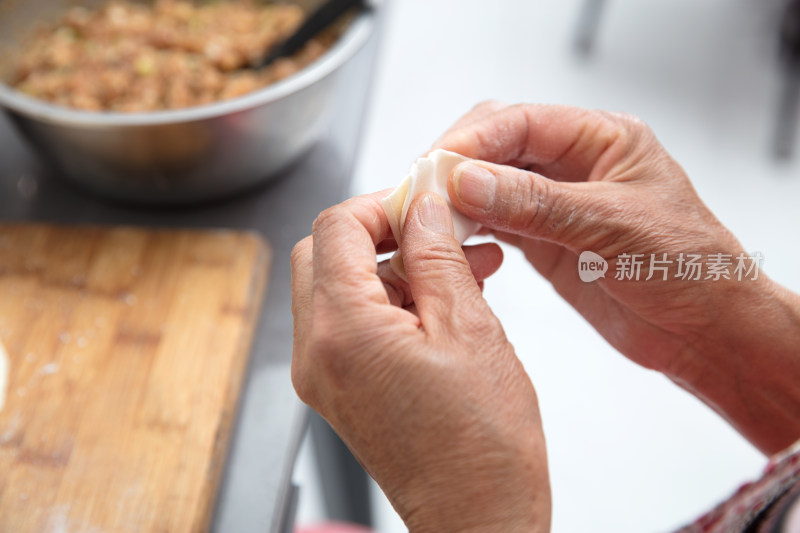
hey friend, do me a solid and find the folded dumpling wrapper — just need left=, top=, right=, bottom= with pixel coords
left=381, top=149, right=481, bottom=280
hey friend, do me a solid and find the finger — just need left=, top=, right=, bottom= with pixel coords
left=291, top=236, right=315, bottom=344
left=290, top=236, right=315, bottom=402
left=464, top=242, right=504, bottom=281
left=378, top=243, right=504, bottom=309
left=431, top=100, right=509, bottom=148
left=401, top=192, right=488, bottom=332
left=311, top=191, right=396, bottom=308
left=377, top=259, right=409, bottom=308
left=403, top=302, right=419, bottom=318
left=436, top=104, right=641, bottom=183
left=448, top=160, right=617, bottom=251
left=492, top=230, right=572, bottom=281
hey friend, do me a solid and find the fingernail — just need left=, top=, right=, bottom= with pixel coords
left=454, top=163, right=495, bottom=210
left=417, top=193, right=451, bottom=234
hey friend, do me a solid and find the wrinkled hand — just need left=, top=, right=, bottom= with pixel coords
left=437, top=102, right=800, bottom=454
left=291, top=191, right=551, bottom=533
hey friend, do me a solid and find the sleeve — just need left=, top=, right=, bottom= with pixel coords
left=676, top=439, right=800, bottom=533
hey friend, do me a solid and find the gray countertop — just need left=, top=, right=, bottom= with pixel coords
left=0, top=14, right=380, bottom=531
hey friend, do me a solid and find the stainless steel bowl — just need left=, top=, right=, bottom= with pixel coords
left=0, top=0, right=374, bottom=204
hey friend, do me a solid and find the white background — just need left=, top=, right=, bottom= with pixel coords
left=296, top=0, right=800, bottom=531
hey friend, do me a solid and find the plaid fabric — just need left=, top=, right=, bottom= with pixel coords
left=678, top=440, right=800, bottom=533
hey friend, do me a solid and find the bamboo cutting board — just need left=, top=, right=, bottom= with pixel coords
left=0, top=224, right=271, bottom=533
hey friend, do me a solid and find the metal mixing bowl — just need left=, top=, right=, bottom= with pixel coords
left=0, top=0, right=374, bottom=204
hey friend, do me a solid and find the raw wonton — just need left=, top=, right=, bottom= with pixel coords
left=381, top=149, right=481, bottom=280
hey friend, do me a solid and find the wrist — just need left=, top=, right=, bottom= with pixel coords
left=391, top=432, right=551, bottom=533
left=401, top=478, right=550, bottom=533
left=670, top=276, right=800, bottom=454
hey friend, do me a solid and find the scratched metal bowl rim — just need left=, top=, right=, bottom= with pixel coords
left=0, top=9, right=373, bottom=127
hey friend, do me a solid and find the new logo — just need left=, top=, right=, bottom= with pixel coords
left=578, top=251, right=608, bottom=282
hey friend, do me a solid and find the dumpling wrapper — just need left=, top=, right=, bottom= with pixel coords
left=381, top=149, right=481, bottom=280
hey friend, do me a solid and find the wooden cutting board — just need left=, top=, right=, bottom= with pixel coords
left=0, top=223, right=271, bottom=533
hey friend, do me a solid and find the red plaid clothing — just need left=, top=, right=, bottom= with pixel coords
left=679, top=440, right=800, bottom=533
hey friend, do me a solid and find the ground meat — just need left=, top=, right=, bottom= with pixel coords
left=10, top=0, right=338, bottom=112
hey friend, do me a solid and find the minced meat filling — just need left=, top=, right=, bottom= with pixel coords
left=10, top=0, right=335, bottom=112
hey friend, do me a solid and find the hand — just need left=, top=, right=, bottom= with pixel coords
left=291, top=191, right=551, bottom=532
left=436, top=102, right=800, bottom=454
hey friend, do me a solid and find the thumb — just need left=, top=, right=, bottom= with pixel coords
left=449, top=161, right=608, bottom=249
left=401, top=192, right=487, bottom=331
